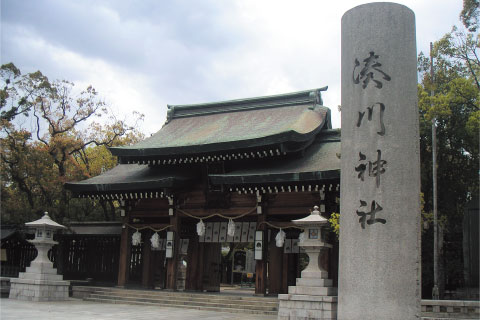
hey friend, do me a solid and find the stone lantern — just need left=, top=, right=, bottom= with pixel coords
left=26, top=212, right=66, bottom=263
left=292, top=205, right=332, bottom=279
left=9, top=212, right=70, bottom=301
left=277, top=206, right=337, bottom=319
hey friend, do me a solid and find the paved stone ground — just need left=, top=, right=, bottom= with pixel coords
left=0, top=298, right=277, bottom=320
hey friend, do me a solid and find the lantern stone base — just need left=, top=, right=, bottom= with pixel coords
left=277, top=272, right=337, bottom=320
left=9, top=261, right=70, bottom=301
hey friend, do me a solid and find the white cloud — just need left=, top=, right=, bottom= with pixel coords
left=1, top=0, right=464, bottom=132
left=2, top=25, right=162, bottom=134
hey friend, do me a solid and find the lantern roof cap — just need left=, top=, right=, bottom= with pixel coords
left=292, top=206, right=328, bottom=226
left=25, top=212, right=66, bottom=229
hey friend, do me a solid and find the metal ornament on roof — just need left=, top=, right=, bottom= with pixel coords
left=196, top=220, right=206, bottom=236
left=227, top=219, right=236, bottom=237
left=132, top=230, right=142, bottom=246
left=150, top=232, right=160, bottom=249
left=275, top=229, right=286, bottom=247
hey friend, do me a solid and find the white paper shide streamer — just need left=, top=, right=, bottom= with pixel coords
left=132, top=230, right=142, bottom=246
left=227, top=219, right=236, bottom=237
left=150, top=232, right=160, bottom=249
left=275, top=229, right=286, bottom=247
left=298, top=231, right=306, bottom=243
left=196, top=220, right=206, bottom=236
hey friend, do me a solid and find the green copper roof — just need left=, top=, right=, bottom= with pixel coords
left=209, top=129, right=340, bottom=185
left=66, top=130, right=341, bottom=197
left=110, top=88, right=330, bottom=161
left=65, top=164, right=196, bottom=195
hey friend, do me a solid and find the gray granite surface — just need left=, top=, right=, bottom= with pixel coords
left=339, top=2, right=421, bottom=320
left=0, top=298, right=277, bottom=320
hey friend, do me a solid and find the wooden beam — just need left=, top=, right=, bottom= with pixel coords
left=129, top=212, right=170, bottom=218
left=177, top=207, right=257, bottom=218
left=125, top=223, right=170, bottom=230
left=262, top=221, right=306, bottom=229
left=267, top=207, right=312, bottom=216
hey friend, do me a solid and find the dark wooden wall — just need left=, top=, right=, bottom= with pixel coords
left=119, top=186, right=340, bottom=294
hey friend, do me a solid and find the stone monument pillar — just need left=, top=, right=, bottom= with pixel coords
left=9, top=212, right=70, bottom=301
left=338, top=3, right=420, bottom=320
left=278, top=206, right=337, bottom=320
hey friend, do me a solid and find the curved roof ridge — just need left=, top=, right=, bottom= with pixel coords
left=166, top=86, right=328, bottom=122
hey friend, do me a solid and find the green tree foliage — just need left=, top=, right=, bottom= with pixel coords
left=417, top=3, right=479, bottom=297
left=1, top=63, right=144, bottom=225
left=328, top=212, right=340, bottom=239
left=460, top=0, right=479, bottom=32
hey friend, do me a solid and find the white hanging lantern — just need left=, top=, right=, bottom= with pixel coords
left=227, top=219, right=236, bottom=237
left=275, top=229, right=286, bottom=247
left=197, top=219, right=206, bottom=236
left=132, top=230, right=142, bottom=246
left=298, top=231, right=306, bottom=243
left=150, top=232, right=160, bottom=249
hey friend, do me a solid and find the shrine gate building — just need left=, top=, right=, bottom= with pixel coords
left=65, top=87, right=340, bottom=295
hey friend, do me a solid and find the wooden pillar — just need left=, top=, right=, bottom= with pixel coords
left=86, top=238, right=95, bottom=277
left=117, top=216, right=131, bottom=287
left=287, top=253, right=298, bottom=287
left=196, top=242, right=205, bottom=290
left=141, top=230, right=153, bottom=288
left=55, top=236, right=64, bottom=275
left=326, top=187, right=340, bottom=287
left=255, top=212, right=267, bottom=295
left=202, top=243, right=221, bottom=292
left=281, top=251, right=289, bottom=293
left=166, top=214, right=179, bottom=290
left=268, top=236, right=283, bottom=295
left=330, top=241, right=339, bottom=287
left=186, top=237, right=204, bottom=291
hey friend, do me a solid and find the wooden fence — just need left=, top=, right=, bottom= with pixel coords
left=0, top=238, right=37, bottom=277
left=1, top=234, right=120, bottom=284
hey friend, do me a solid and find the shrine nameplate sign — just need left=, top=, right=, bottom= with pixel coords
left=338, top=3, right=421, bottom=319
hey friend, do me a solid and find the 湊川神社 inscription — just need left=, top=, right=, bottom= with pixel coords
left=356, top=102, right=385, bottom=136
left=339, top=3, right=421, bottom=320
left=353, top=51, right=391, bottom=89
left=355, top=150, right=387, bottom=188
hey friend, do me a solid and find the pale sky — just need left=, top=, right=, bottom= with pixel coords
left=1, top=0, right=464, bottom=134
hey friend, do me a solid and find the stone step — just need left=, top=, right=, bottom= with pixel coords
left=74, top=286, right=279, bottom=316
left=91, top=288, right=278, bottom=300
left=90, top=291, right=279, bottom=308
left=75, top=286, right=278, bottom=303
left=88, top=293, right=278, bottom=311
left=278, top=294, right=338, bottom=303
left=83, top=297, right=279, bottom=316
